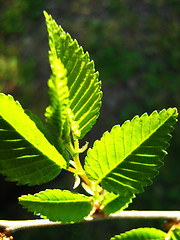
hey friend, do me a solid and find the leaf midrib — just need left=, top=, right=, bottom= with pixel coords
left=21, top=199, right=91, bottom=203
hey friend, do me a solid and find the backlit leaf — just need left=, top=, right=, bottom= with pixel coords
left=85, top=108, right=178, bottom=211
left=19, top=189, right=92, bottom=223
left=102, top=192, right=135, bottom=214
left=44, top=11, right=102, bottom=139
left=0, top=94, right=67, bottom=186
left=45, top=53, right=70, bottom=139
left=170, top=227, right=180, bottom=240
left=111, top=228, right=166, bottom=240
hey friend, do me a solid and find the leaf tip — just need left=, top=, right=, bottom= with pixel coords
left=43, top=10, right=49, bottom=20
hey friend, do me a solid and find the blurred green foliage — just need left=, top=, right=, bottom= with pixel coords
left=0, top=0, right=180, bottom=239
left=0, top=55, right=18, bottom=91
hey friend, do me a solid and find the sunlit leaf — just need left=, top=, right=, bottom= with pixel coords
left=101, top=191, right=135, bottom=214
left=44, top=11, right=102, bottom=139
left=45, top=56, right=70, bottom=139
left=170, top=226, right=180, bottom=240
left=111, top=228, right=166, bottom=240
left=0, top=94, right=67, bottom=186
left=85, top=108, right=178, bottom=211
left=19, top=189, right=92, bottom=223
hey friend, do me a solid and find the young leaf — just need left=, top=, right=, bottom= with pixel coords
left=110, top=228, right=167, bottom=240
left=101, top=192, right=135, bottom=214
left=0, top=94, right=68, bottom=186
left=19, top=189, right=92, bottom=223
left=45, top=55, right=70, bottom=139
left=44, top=11, right=102, bottom=139
left=85, top=108, right=178, bottom=199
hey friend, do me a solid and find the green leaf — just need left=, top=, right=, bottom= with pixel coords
left=19, top=189, right=92, bottom=223
left=0, top=94, right=67, bottom=186
left=85, top=108, right=178, bottom=199
left=110, top=228, right=167, bottom=240
left=171, top=227, right=180, bottom=240
left=25, top=109, right=70, bottom=165
left=44, top=11, right=102, bottom=139
left=45, top=55, right=70, bottom=139
left=102, top=192, right=135, bottom=214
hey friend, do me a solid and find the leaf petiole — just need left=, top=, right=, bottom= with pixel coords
left=64, top=138, right=92, bottom=187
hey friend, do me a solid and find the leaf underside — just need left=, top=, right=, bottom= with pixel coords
left=111, top=228, right=166, bottom=240
left=19, top=189, right=92, bottom=223
left=0, top=94, right=67, bottom=186
left=85, top=108, right=178, bottom=211
left=44, top=11, right=102, bottom=139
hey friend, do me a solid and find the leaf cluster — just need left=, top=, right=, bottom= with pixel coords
left=0, top=11, right=179, bottom=240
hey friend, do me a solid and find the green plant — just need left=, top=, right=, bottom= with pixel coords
left=0, top=12, right=179, bottom=240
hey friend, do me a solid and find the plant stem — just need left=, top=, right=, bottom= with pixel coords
left=65, top=138, right=92, bottom=186
left=1, top=211, right=180, bottom=234
left=65, top=166, right=76, bottom=173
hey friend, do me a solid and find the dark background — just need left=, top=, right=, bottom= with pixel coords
left=0, top=0, right=180, bottom=239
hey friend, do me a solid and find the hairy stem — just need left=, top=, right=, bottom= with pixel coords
left=73, top=153, right=92, bottom=186
left=1, top=211, right=180, bottom=234
left=65, top=138, right=92, bottom=186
